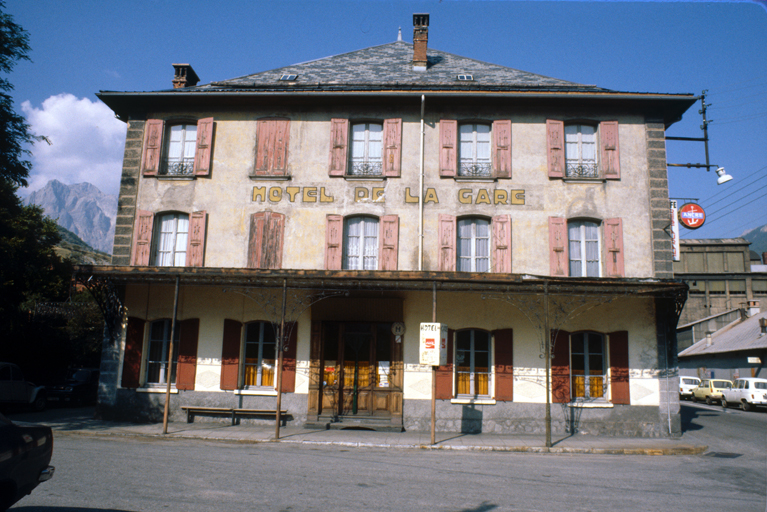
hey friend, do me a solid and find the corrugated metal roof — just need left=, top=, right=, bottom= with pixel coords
left=679, top=311, right=767, bottom=357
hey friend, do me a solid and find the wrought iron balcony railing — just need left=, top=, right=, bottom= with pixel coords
left=458, top=161, right=492, bottom=177
left=566, top=162, right=600, bottom=178
left=161, top=158, right=195, bottom=176
left=349, top=160, right=383, bottom=176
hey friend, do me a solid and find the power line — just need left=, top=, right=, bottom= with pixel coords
left=713, top=112, right=767, bottom=125
left=707, top=188, right=765, bottom=217
left=694, top=192, right=767, bottom=229
left=724, top=212, right=767, bottom=238
left=703, top=172, right=767, bottom=208
left=697, top=166, right=767, bottom=204
left=708, top=79, right=767, bottom=95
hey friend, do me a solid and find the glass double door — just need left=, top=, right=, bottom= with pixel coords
left=320, top=322, right=398, bottom=417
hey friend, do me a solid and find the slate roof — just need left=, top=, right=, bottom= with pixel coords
left=197, top=40, right=605, bottom=92
left=679, top=311, right=767, bottom=357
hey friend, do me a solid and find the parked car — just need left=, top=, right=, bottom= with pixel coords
left=691, top=379, right=732, bottom=405
left=721, top=377, right=767, bottom=411
left=0, top=363, right=46, bottom=412
left=679, top=376, right=701, bottom=400
left=46, top=368, right=100, bottom=406
left=0, top=412, right=54, bottom=510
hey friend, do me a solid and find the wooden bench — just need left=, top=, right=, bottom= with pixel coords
left=180, top=406, right=288, bottom=426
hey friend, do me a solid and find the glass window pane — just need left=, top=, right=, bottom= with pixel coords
left=571, top=333, right=584, bottom=353
left=456, top=331, right=471, bottom=351
left=571, top=354, right=585, bottom=373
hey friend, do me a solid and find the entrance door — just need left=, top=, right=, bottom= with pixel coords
left=316, top=322, right=401, bottom=419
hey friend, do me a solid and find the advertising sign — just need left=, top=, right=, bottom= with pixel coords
left=420, top=323, right=448, bottom=366
left=670, top=200, right=680, bottom=261
left=678, top=203, right=706, bottom=229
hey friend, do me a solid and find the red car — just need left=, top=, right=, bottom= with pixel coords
left=0, top=413, right=54, bottom=510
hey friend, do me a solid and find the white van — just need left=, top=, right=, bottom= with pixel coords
left=679, top=376, right=701, bottom=400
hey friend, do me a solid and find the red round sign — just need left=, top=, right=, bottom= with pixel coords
left=678, top=203, right=706, bottom=229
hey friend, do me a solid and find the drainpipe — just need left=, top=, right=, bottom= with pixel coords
left=418, top=95, right=425, bottom=271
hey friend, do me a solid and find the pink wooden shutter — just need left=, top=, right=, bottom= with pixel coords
left=492, top=120, right=512, bottom=178
left=604, top=218, right=625, bottom=277
left=131, top=210, right=154, bottom=266
left=271, top=119, right=290, bottom=175
left=608, top=330, right=630, bottom=404
left=493, top=329, right=513, bottom=401
left=438, top=214, right=456, bottom=271
left=142, top=119, right=164, bottom=176
left=546, top=119, right=565, bottom=179
left=548, top=217, right=568, bottom=277
left=248, top=212, right=266, bottom=269
left=439, top=120, right=457, bottom=177
left=600, top=121, right=620, bottom=180
left=551, top=330, right=571, bottom=403
left=121, top=317, right=145, bottom=389
left=220, top=319, right=242, bottom=390
left=186, top=211, right=207, bottom=267
left=176, top=319, right=200, bottom=390
left=264, top=212, right=285, bottom=269
left=329, top=118, right=349, bottom=176
left=435, top=329, right=454, bottom=399
left=492, top=215, right=512, bottom=273
left=254, top=120, right=273, bottom=175
left=193, top=117, right=214, bottom=176
left=325, top=214, right=343, bottom=270
left=383, top=118, right=402, bottom=177
left=280, top=322, right=298, bottom=393
left=378, top=215, right=399, bottom=271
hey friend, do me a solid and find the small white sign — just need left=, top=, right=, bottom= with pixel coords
left=378, top=362, right=390, bottom=388
left=670, top=200, right=680, bottom=262
left=747, top=357, right=762, bottom=364
left=420, top=323, right=448, bottom=366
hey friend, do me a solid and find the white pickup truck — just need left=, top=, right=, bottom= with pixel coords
left=721, top=377, right=767, bottom=411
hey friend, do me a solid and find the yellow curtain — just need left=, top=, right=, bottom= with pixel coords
left=343, top=361, right=370, bottom=388
left=244, top=358, right=274, bottom=387
left=572, top=376, right=586, bottom=398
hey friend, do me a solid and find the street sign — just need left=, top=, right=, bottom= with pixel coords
left=670, top=200, right=680, bottom=261
left=420, top=323, right=448, bottom=366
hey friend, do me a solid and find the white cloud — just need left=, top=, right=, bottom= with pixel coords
left=21, top=94, right=126, bottom=196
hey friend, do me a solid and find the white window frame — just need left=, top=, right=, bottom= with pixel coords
left=564, top=124, right=598, bottom=178
left=454, top=329, right=493, bottom=399
left=457, top=217, right=490, bottom=272
left=241, top=321, right=277, bottom=390
left=569, top=331, right=606, bottom=401
left=458, top=123, right=491, bottom=177
left=349, top=122, right=383, bottom=176
left=343, top=216, right=379, bottom=270
left=144, top=319, right=178, bottom=387
left=153, top=212, right=189, bottom=267
left=568, top=220, right=601, bottom=277
left=163, top=123, right=197, bottom=176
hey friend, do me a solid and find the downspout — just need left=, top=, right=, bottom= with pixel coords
left=418, top=94, right=425, bottom=271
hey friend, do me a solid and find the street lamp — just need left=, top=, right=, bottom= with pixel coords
left=715, top=167, right=733, bottom=185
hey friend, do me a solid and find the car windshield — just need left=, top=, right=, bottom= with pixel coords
left=713, top=381, right=731, bottom=388
left=755, top=382, right=767, bottom=390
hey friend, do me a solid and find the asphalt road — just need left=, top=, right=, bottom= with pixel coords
left=9, top=403, right=767, bottom=512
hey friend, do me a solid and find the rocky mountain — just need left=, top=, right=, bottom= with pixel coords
left=742, top=223, right=767, bottom=257
left=25, top=180, right=117, bottom=254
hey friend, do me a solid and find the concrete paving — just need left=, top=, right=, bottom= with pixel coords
left=6, top=406, right=707, bottom=456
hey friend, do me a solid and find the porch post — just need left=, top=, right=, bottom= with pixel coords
left=162, top=276, right=180, bottom=435
left=431, top=281, right=437, bottom=446
left=275, top=279, right=287, bottom=440
left=544, top=282, right=552, bottom=448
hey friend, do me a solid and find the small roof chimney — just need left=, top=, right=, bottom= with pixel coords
left=172, top=64, right=200, bottom=89
left=412, top=13, right=429, bottom=71
left=748, top=300, right=761, bottom=317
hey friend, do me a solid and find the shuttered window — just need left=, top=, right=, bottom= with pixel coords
left=568, top=220, right=601, bottom=277
left=457, top=218, right=490, bottom=272
left=547, top=120, right=620, bottom=180
left=455, top=329, right=492, bottom=398
left=254, top=118, right=290, bottom=175
left=350, top=123, right=383, bottom=176
left=570, top=332, right=605, bottom=399
left=248, top=212, right=285, bottom=269
left=142, top=118, right=213, bottom=177
left=459, top=124, right=491, bottom=177
left=164, top=124, right=198, bottom=176
left=243, top=322, right=277, bottom=388
left=154, top=213, right=189, bottom=266
left=145, top=320, right=179, bottom=386
left=344, top=216, right=379, bottom=270
left=565, top=125, right=597, bottom=178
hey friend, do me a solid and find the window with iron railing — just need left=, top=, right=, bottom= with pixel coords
left=459, top=124, right=491, bottom=177
left=565, top=124, right=598, bottom=178
left=161, top=124, right=198, bottom=176
left=349, top=123, right=383, bottom=176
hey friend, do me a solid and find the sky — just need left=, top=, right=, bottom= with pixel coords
left=6, top=0, right=767, bottom=240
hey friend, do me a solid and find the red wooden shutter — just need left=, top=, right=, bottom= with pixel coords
left=439, top=120, right=457, bottom=177
left=604, top=218, right=625, bottom=277
left=435, top=329, right=454, bottom=399
left=546, top=119, right=565, bottom=179
left=378, top=215, right=399, bottom=271
left=492, top=120, right=512, bottom=178
left=272, top=119, right=290, bottom=175
left=329, top=118, right=349, bottom=176
left=280, top=322, right=298, bottom=393
left=186, top=211, right=207, bottom=267
left=383, top=118, right=402, bottom=177
left=608, top=330, right=630, bottom=404
left=121, top=317, right=145, bottom=389
left=600, top=121, right=620, bottom=180
left=131, top=210, right=154, bottom=266
left=264, top=212, right=285, bottom=270
left=176, top=319, right=200, bottom=390
left=220, top=319, right=242, bottom=390
left=325, top=214, right=343, bottom=270
left=254, top=120, right=274, bottom=175
left=438, top=214, right=456, bottom=271
left=492, top=215, right=512, bottom=273
left=548, top=217, right=568, bottom=277
left=193, top=117, right=214, bottom=176
left=493, top=329, right=513, bottom=401
left=142, top=119, right=164, bottom=176
left=551, top=330, right=571, bottom=403
left=248, top=212, right=266, bottom=269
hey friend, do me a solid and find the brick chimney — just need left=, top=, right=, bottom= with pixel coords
left=172, top=64, right=200, bottom=89
left=412, top=13, right=429, bottom=71
left=748, top=300, right=761, bottom=317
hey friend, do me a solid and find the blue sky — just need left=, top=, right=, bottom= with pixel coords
left=7, top=0, right=767, bottom=240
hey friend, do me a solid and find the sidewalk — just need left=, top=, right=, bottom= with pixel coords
left=6, top=407, right=707, bottom=456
